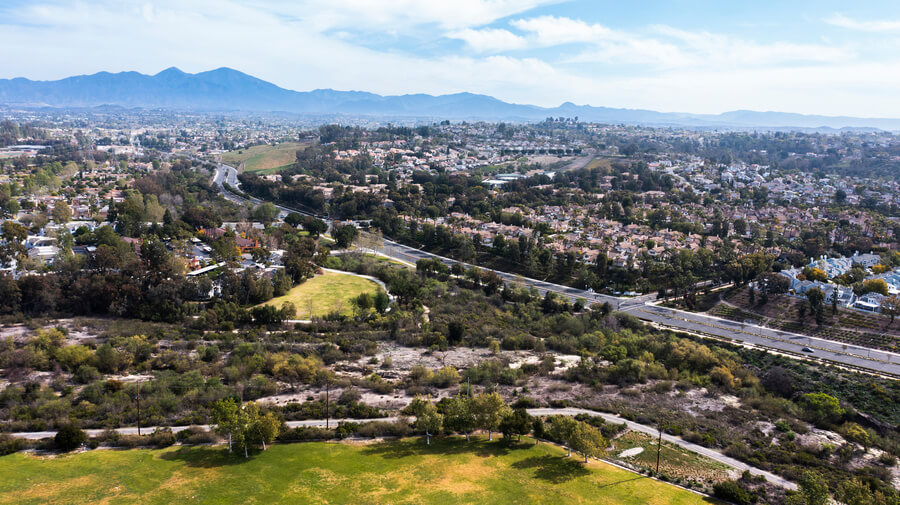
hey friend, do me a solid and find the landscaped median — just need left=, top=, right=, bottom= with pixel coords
left=0, top=437, right=719, bottom=505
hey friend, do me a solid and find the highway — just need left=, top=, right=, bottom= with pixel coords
left=208, top=161, right=900, bottom=377
left=626, top=303, right=900, bottom=376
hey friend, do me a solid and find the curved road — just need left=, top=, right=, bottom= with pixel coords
left=208, top=162, right=900, bottom=377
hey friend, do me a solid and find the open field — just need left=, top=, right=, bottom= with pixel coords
left=0, top=438, right=718, bottom=505
left=259, top=271, right=382, bottom=318
left=221, top=142, right=306, bottom=173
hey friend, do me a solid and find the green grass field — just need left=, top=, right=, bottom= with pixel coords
left=0, top=438, right=718, bottom=505
left=221, top=142, right=306, bottom=173
left=260, top=271, right=382, bottom=318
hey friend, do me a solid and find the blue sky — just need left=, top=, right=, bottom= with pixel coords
left=2, top=0, right=900, bottom=116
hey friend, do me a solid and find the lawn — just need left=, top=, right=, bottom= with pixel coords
left=259, top=271, right=382, bottom=318
left=221, top=142, right=306, bottom=173
left=0, top=438, right=719, bottom=505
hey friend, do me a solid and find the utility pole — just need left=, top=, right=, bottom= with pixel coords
left=325, top=382, right=330, bottom=429
left=136, top=384, right=142, bottom=436
left=656, top=420, right=663, bottom=474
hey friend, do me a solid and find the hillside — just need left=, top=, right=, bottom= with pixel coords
left=2, top=67, right=900, bottom=129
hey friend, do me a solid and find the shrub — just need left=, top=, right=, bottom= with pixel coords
left=712, top=480, right=754, bottom=505
left=512, top=396, right=539, bottom=409
left=431, top=366, right=461, bottom=388
left=74, top=365, right=101, bottom=384
left=650, top=380, right=674, bottom=394
left=148, top=428, right=176, bottom=447
left=54, top=425, right=87, bottom=452
left=356, top=420, right=412, bottom=438
left=800, top=392, right=846, bottom=427
left=276, top=427, right=335, bottom=442
left=175, top=426, right=217, bottom=445
left=0, top=434, right=26, bottom=455
left=111, top=435, right=145, bottom=448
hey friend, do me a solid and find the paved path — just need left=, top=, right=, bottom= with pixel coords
left=527, top=407, right=796, bottom=490
left=8, top=417, right=404, bottom=441
left=7, top=407, right=793, bottom=489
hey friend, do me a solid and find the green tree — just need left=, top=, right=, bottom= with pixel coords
left=54, top=424, right=87, bottom=452
left=0, top=221, right=27, bottom=266
left=412, top=397, right=443, bottom=445
left=333, top=224, right=359, bottom=249
left=284, top=212, right=304, bottom=228
left=373, top=291, right=390, bottom=314
left=472, top=392, right=510, bottom=441
left=881, top=295, right=900, bottom=326
left=548, top=415, right=578, bottom=457
left=250, top=247, right=270, bottom=264
left=211, top=232, right=239, bottom=263
left=247, top=402, right=281, bottom=451
left=801, top=393, right=845, bottom=426
left=569, top=421, right=608, bottom=463
left=443, top=396, right=476, bottom=442
left=860, top=278, right=889, bottom=296
left=499, top=409, right=532, bottom=443
left=252, top=202, right=279, bottom=225
left=302, top=217, right=328, bottom=238
left=833, top=188, right=847, bottom=205
left=51, top=200, right=72, bottom=224
left=785, top=471, right=830, bottom=505
left=806, top=287, right=825, bottom=312
left=211, top=398, right=241, bottom=454
left=211, top=401, right=278, bottom=458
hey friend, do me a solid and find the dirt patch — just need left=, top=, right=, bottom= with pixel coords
left=677, top=388, right=740, bottom=415
left=619, top=447, right=644, bottom=458
left=6, top=475, right=97, bottom=504
left=424, top=455, right=488, bottom=495
left=796, top=427, right=846, bottom=450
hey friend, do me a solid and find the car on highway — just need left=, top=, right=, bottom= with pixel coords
left=801, top=347, right=814, bottom=353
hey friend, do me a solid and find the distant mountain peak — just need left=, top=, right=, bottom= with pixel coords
left=155, top=66, right=186, bottom=77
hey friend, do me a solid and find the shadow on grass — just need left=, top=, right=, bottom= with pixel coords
left=511, top=455, right=590, bottom=484
left=361, top=437, right=514, bottom=460
left=596, top=475, right=646, bottom=488
left=159, top=445, right=254, bottom=468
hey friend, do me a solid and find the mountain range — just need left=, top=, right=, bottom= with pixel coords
left=2, top=67, right=899, bottom=130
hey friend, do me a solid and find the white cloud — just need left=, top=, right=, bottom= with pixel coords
left=449, top=28, right=527, bottom=52
left=825, top=14, right=900, bottom=32
left=0, top=1, right=898, bottom=117
left=273, top=0, right=560, bottom=31
left=510, top=15, right=615, bottom=45
left=652, top=25, right=854, bottom=67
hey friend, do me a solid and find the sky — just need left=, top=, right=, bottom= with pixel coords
left=2, top=0, right=900, bottom=117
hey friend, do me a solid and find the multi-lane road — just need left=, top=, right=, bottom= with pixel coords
left=210, top=162, right=900, bottom=377
left=630, top=303, right=900, bottom=376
